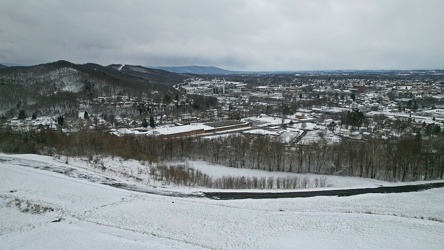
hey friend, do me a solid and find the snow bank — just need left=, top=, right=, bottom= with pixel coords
left=1, top=154, right=444, bottom=249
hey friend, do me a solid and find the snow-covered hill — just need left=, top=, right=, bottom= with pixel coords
left=1, top=154, right=443, bottom=249
left=0, top=60, right=188, bottom=114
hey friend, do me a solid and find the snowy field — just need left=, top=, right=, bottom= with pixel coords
left=1, top=154, right=444, bottom=249
left=0, top=153, right=394, bottom=193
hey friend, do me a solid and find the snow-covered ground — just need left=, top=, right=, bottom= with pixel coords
left=186, top=160, right=389, bottom=190
left=1, top=154, right=444, bottom=249
left=0, top=153, right=391, bottom=193
left=242, top=115, right=293, bottom=126
left=0, top=153, right=441, bottom=193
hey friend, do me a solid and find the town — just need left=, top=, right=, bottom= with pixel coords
left=5, top=69, right=444, bottom=145
left=2, top=1, right=444, bottom=249
left=1, top=64, right=444, bottom=182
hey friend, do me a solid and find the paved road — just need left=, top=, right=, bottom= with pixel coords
left=204, top=182, right=444, bottom=200
left=5, top=155, right=442, bottom=201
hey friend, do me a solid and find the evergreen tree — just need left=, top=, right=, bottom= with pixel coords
left=163, top=95, right=172, bottom=104
left=149, top=116, right=155, bottom=128
left=84, top=111, right=89, bottom=119
left=406, top=100, right=413, bottom=109
left=142, top=118, right=148, bottom=128
left=18, top=110, right=26, bottom=120
left=57, top=116, right=64, bottom=127
left=347, top=110, right=365, bottom=129
left=31, top=113, right=37, bottom=120
left=412, top=101, right=418, bottom=111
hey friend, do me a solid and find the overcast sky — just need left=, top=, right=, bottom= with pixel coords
left=1, top=0, right=443, bottom=71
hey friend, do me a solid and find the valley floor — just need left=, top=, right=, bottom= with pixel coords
left=1, top=154, right=444, bottom=249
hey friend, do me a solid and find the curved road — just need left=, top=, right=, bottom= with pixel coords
left=3, top=155, right=443, bottom=201
left=204, top=182, right=444, bottom=200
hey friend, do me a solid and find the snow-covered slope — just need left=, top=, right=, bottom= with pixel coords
left=1, top=154, right=443, bottom=249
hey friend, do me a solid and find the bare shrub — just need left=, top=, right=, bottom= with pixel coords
left=201, top=174, right=213, bottom=188
left=149, top=163, right=213, bottom=188
left=428, top=217, right=444, bottom=223
left=313, top=178, right=319, bottom=187
left=245, top=177, right=252, bottom=189
left=319, top=176, right=328, bottom=187
left=292, top=176, right=299, bottom=189
left=267, top=176, right=274, bottom=189
left=259, top=177, right=266, bottom=189
left=285, top=176, right=293, bottom=189
left=10, top=198, right=54, bottom=214
left=147, top=164, right=329, bottom=190
left=252, top=176, right=258, bottom=189
left=302, top=177, right=310, bottom=188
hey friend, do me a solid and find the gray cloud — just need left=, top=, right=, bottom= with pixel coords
left=1, top=0, right=443, bottom=70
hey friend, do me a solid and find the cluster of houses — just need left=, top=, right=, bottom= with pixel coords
left=3, top=72, right=443, bottom=145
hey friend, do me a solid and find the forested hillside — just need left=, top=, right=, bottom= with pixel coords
left=0, top=60, right=187, bottom=117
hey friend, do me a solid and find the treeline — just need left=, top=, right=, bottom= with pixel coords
left=150, top=163, right=328, bottom=189
left=0, top=126, right=443, bottom=182
left=191, top=134, right=444, bottom=181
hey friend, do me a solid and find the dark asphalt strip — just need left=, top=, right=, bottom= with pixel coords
left=204, top=182, right=444, bottom=200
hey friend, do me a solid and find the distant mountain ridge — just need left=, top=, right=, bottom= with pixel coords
left=0, top=64, right=7, bottom=69
left=155, top=65, right=236, bottom=75
left=154, top=65, right=313, bottom=75
left=0, top=62, right=24, bottom=67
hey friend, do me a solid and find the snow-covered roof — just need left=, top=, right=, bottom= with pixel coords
left=243, top=129, right=280, bottom=136
left=153, top=124, right=213, bottom=135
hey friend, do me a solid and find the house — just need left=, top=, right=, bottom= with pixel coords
left=295, top=113, right=305, bottom=119
left=153, top=124, right=212, bottom=138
